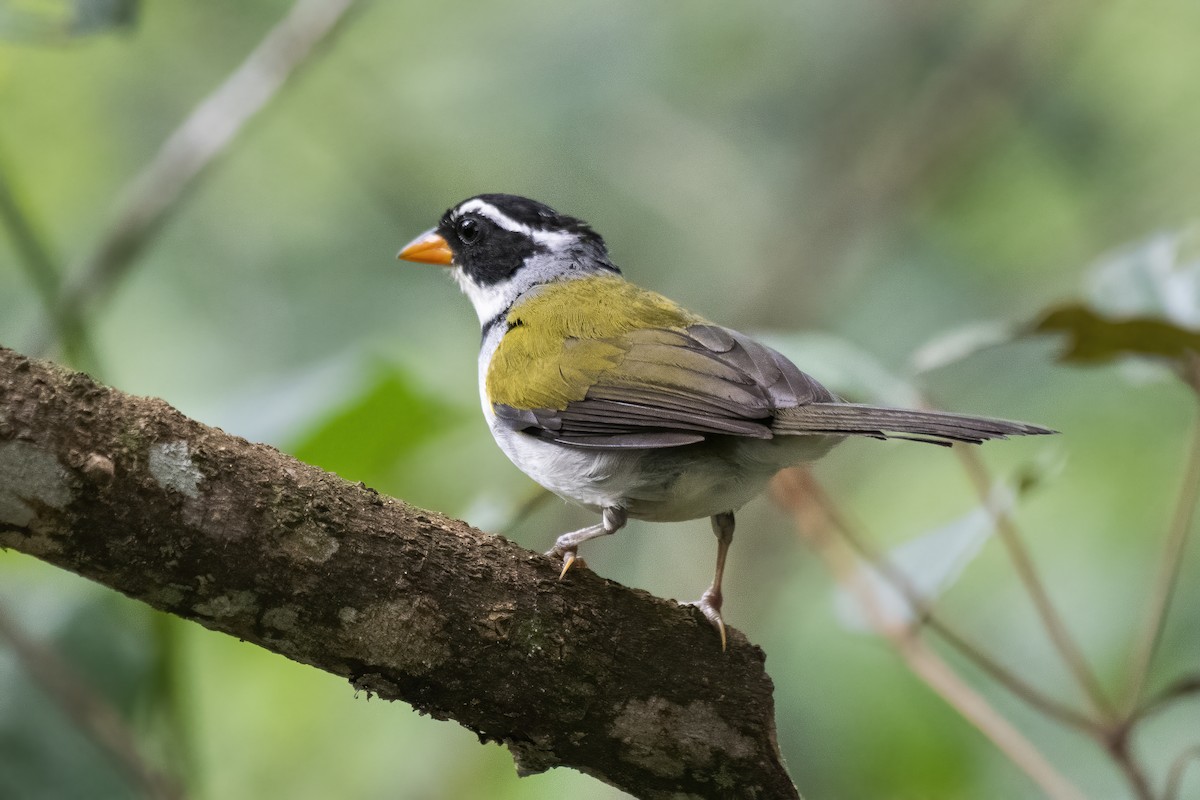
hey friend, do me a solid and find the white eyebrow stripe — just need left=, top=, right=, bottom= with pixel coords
left=455, top=199, right=525, bottom=232
left=455, top=199, right=577, bottom=249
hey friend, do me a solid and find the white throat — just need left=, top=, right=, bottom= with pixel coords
left=452, top=268, right=521, bottom=327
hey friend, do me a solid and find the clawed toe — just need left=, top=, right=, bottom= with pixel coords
left=557, top=551, right=576, bottom=580
left=545, top=547, right=579, bottom=580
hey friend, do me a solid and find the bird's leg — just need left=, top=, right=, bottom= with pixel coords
left=692, top=511, right=735, bottom=650
left=547, top=507, right=627, bottom=580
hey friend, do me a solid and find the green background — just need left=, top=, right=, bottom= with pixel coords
left=2, top=0, right=1198, bottom=797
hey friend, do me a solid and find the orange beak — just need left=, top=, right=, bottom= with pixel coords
left=397, top=229, right=453, bottom=266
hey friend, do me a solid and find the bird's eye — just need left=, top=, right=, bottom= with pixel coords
left=456, top=217, right=481, bottom=244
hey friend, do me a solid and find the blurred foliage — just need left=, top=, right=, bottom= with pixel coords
left=2, top=0, right=1200, bottom=798
left=833, top=450, right=1063, bottom=633
left=0, top=0, right=137, bottom=42
left=1032, top=232, right=1200, bottom=370
left=290, top=362, right=465, bottom=488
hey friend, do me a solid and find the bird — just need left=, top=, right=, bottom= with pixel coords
left=397, top=193, right=1054, bottom=648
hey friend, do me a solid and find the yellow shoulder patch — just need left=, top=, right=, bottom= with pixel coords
left=486, top=276, right=703, bottom=410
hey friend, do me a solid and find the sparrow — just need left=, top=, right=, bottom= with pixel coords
left=398, top=193, right=1053, bottom=648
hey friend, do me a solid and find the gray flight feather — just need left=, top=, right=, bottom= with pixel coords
left=772, top=404, right=1055, bottom=444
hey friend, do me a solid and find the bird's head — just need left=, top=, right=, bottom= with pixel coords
left=398, top=194, right=618, bottom=326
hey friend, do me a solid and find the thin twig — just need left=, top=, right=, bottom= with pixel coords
left=0, top=602, right=183, bottom=800
left=953, top=446, right=1165, bottom=798
left=1124, top=402, right=1200, bottom=713
left=29, top=0, right=361, bottom=357
left=0, top=158, right=98, bottom=370
left=894, top=640, right=1085, bottom=800
left=1130, top=673, right=1200, bottom=725
left=954, top=445, right=1117, bottom=722
left=1164, top=745, right=1200, bottom=800
left=0, top=162, right=61, bottom=305
left=773, top=471, right=1087, bottom=800
left=784, top=469, right=1100, bottom=734
left=1104, top=726, right=1156, bottom=800
left=500, top=487, right=557, bottom=537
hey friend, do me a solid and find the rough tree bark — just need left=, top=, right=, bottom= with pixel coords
left=0, top=347, right=801, bottom=800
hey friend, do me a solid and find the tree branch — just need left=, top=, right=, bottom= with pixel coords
left=0, top=346, right=799, bottom=800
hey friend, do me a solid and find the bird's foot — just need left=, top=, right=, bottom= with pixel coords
left=544, top=511, right=623, bottom=581
left=688, top=588, right=727, bottom=651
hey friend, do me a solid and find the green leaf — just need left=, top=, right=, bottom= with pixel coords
left=1084, top=231, right=1200, bottom=326
left=1028, top=304, right=1200, bottom=364
left=289, top=364, right=463, bottom=488
left=1031, top=232, right=1200, bottom=368
left=912, top=231, right=1200, bottom=378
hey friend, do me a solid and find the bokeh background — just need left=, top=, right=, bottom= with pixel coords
left=3, top=0, right=1200, bottom=797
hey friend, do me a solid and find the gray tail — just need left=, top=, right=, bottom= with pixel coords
left=773, top=403, right=1056, bottom=446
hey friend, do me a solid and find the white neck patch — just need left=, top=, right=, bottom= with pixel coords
left=453, top=268, right=519, bottom=327
left=455, top=198, right=577, bottom=250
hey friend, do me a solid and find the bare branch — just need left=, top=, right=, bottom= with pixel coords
left=1125, top=403, right=1200, bottom=713
left=1103, top=725, right=1157, bottom=800
left=771, top=469, right=1087, bottom=800
left=1133, top=673, right=1200, bottom=724
left=779, top=468, right=1100, bottom=735
left=30, top=0, right=360, bottom=357
left=954, top=445, right=1117, bottom=721
left=0, top=157, right=98, bottom=370
left=0, top=346, right=799, bottom=800
left=0, top=162, right=60, bottom=308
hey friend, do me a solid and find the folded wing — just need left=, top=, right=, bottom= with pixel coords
left=492, top=324, right=839, bottom=448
